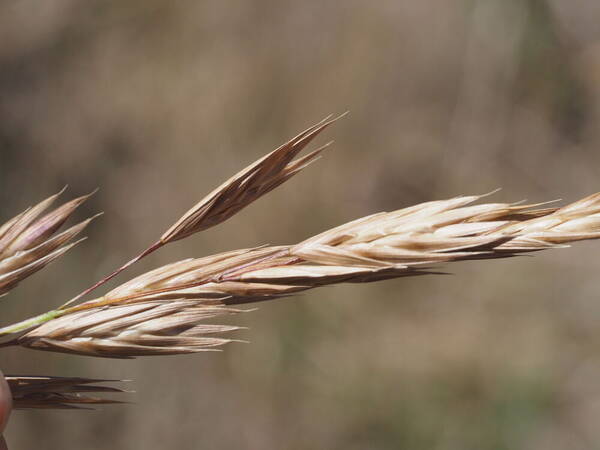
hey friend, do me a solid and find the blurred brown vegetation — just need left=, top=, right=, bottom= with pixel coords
left=2, top=1, right=600, bottom=449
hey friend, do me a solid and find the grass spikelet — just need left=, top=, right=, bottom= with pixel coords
left=0, top=191, right=97, bottom=297
left=60, top=115, right=341, bottom=307
left=6, top=375, right=126, bottom=409
left=6, top=191, right=600, bottom=358
left=2, top=114, right=600, bottom=416
left=160, top=114, right=343, bottom=244
left=18, top=302, right=244, bottom=358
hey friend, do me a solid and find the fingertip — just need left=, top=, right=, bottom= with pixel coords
left=0, top=370, right=12, bottom=434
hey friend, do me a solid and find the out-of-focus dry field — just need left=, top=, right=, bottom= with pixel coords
left=2, top=1, right=600, bottom=449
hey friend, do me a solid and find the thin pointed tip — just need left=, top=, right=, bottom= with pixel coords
left=323, top=111, right=349, bottom=125
left=88, top=212, right=104, bottom=222
left=480, top=188, right=502, bottom=198
left=73, top=188, right=99, bottom=204
left=81, top=187, right=100, bottom=200
left=68, top=237, right=88, bottom=247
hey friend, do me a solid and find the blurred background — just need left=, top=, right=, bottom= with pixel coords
left=1, top=1, right=600, bottom=449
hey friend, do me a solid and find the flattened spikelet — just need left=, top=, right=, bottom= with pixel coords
left=18, top=301, right=244, bottom=358
left=160, top=114, right=343, bottom=243
left=6, top=375, right=126, bottom=409
left=0, top=191, right=97, bottom=296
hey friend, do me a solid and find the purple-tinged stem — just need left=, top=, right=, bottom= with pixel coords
left=59, top=240, right=164, bottom=309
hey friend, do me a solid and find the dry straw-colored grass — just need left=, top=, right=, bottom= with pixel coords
left=0, top=189, right=97, bottom=297
left=6, top=376, right=125, bottom=410
left=1, top=115, right=600, bottom=405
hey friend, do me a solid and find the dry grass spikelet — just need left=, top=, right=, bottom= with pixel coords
left=10, top=191, right=600, bottom=358
left=6, top=375, right=126, bottom=409
left=0, top=190, right=97, bottom=297
left=2, top=114, right=600, bottom=408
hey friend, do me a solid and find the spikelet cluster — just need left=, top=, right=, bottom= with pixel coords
left=0, top=190, right=96, bottom=297
left=2, top=114, right=600, bottom=408
left=6, top=375, right=125, bottom=409
left=15, top=192, right=600, bottom=358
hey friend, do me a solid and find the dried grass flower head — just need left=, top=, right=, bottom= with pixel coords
left=0, top=189, right=97, bottom=297
left=8, top=191, right=600, bottom=359
left=1, top=114, right=599, bottom=407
